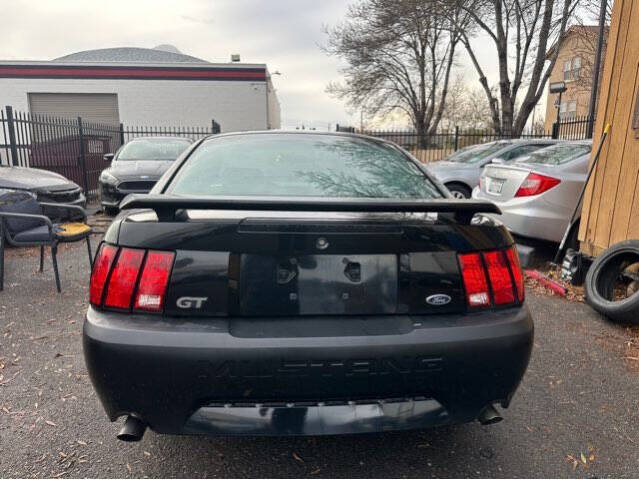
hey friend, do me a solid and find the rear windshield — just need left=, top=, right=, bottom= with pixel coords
left=118, top=138, right=191, bottom=161
left=166, top=134, right=442, bottom=199
left=523, top=143, right=592, bottom=165
left=448, top=142, right=509, bottom=164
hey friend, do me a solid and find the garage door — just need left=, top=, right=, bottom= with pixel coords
left=28, top=93, right=120, bottom=126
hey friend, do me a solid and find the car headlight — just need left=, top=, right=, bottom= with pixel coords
left=99, top=170, right=118, bottom=184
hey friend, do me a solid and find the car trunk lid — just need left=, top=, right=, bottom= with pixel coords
left=480, top=165, right=532, bottom=200
left=107, top=195, right=513, bottom=317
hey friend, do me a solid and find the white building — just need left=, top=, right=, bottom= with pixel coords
left=0, top=45, right=281, bottom=132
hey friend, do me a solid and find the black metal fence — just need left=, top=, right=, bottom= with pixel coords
left=337, top=116, right=593, bottom=163
left=551, top=115, right=593, bottom=140
left=0, top=106, right=221, bottom=199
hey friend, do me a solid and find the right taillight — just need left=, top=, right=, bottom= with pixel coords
left=89, top=244, right=174, bottom=313
left=458, top=253, right=491, bottom=307
left=483, top=250, right=515, bottom=305
left=514, top=172, right=560, bottom=197
left=458, top=246, right=524, bottom=308
left=505, top=246, right=525, bottom=302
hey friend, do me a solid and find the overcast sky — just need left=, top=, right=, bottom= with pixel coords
left=0, top=0, right=506, bottom=130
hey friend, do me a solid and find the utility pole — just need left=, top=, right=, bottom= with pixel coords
left=586, top=0, right=608, bottom=138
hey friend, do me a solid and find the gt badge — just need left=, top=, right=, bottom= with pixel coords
left=176, top=296, right=208, bottom=309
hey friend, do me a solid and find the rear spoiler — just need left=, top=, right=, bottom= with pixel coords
left=119, top=194, right=501, bottom=223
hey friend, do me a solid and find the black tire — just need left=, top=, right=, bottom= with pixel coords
left=585, top=240, right=639, bottom=324
left=104, top=206, right=119, bottom=216
left=445, top=182, right=471, bottom=199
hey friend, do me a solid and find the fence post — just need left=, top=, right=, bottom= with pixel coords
left=119, top=122, right=125, bottom=146
left=5, top=106, right=19, bottom=166
left=77, top=117, right=89, bottom=196
left=454, top=125, right=460, bottom=152
left=211, top=119, right=221, bottom=134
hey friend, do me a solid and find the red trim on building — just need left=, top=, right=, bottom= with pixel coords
left=0, top=65, right=266, bottom=81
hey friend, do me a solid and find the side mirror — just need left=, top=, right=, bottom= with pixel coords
left=103, top=153, right=114, bottom=162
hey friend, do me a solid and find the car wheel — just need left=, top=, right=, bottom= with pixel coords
left=585, top=240, right=639, bottom=324
left=446, top=183, right=471, bottom=199
left=104, top=206, right=119, bottom=216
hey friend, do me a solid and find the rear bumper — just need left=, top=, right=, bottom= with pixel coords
left=83, top=306, right=533, bottom=436
left=488, top=208, right=565, bottom=243
left=473, top=190, right=566, bottom=243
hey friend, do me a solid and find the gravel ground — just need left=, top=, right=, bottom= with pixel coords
left=1, top=239, right=639, bottom=478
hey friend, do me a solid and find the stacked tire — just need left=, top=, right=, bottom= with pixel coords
left=585, top=240, right=639, bottom=324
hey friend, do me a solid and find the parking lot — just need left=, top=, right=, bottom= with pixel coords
left=1, top=239, right=639, bottom=478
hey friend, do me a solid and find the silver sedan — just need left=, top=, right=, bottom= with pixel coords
left=472, top=140, right=592, bottom=245
left=427, top=139, right=558, bottom=198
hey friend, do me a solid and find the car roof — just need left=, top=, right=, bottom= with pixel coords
left=127, top=136, right=193, bottom=143
left=197, top=130, right=404, bottom=149
left=532, top=139, right=593, bottom=148
left=503, top=138, right=558, bottom=145
left=562, top=139, right=593, bottom=145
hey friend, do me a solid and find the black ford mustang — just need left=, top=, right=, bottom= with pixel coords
left=83, top=132, right=533, bottom=441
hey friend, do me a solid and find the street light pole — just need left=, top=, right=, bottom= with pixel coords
left=549, top=81, right=567, bottom=139
left=586, top=0, right=608, bottom=138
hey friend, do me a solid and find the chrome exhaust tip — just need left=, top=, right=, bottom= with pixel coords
left=478, top=404, right=503, bottom=425
left=117, top=415, right=147, bottom=442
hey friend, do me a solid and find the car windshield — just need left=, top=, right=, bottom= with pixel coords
left=117, top=138, right=191, bottom=161
left=523, top=143, right=592, bottom=165
left=447, top=142, right=509, bottom=164
left=166, top=134, right=443, bottom=199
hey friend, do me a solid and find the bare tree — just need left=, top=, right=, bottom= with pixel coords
left=441, top=74, right=494, bottom=129
left=323, top=0, right=466, bottom=146
left=445, top=0, right=580, bottom=136
left=577, top=0, right=613, bottom=24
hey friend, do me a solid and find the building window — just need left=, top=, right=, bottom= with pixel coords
left=572, top=57, right=581, bottom=80
left=559, top=101, right=577, bottom=120
left=563, top=60, right=572, bottom=80
left=563, top=57, right=582, bottom=81
left=568, top=101, right=577, bottom=118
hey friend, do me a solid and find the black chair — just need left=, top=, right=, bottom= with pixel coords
left=0, top=192, right=92, bottom=292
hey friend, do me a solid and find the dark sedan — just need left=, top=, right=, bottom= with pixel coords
left=84, top=132, right=532, bottom=441
left=0, top=164, right=86, bottom=219
left=99, top=136, right=193, bottom=214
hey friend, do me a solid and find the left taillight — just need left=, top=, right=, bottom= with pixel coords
left=134, top=250, right=175, bottom=312
left=104, top=248, right=146, bottom=309
left=514, top=172, right=560, bottom=197
left=89, top=244, right=118, bottom=306
left=89, top=244, right=174, bottom=313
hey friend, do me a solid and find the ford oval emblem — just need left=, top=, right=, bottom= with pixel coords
left=426, top=294, right=452, bottom=306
